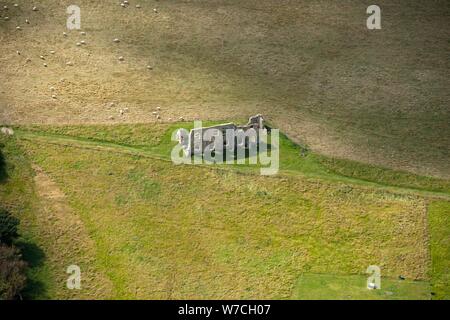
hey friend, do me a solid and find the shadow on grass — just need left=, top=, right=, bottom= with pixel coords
left=16, top=240, right=49, bottom=299
left=0, top=147, right=8, bottom=183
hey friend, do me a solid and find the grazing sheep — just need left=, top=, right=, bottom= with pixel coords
left=4, top=17, right=10, bottom=21
left=179, top=116, right=184, bottom=121
left=156, top=107, right=161, bottom=111
left=156, top=115, right=161, bottom=120
left=63, top=32, right=68, bottom=37
left=80, top=40, right=86, bottom=45
left=16, top=26, right=21, bottom=30
left=39, top=55, right=45, bottom=60
left=80, top=31, right=86, bottom=36
left=76, top=42, right=81, bottom=46
left=119, top=109, right=124, bottom=115
left=118, top=56, right=124, bottom=61
left=147, top=65, right=153, bottom=70
left=16, top=50, right=20, bottom=55
left=136, top=5, right=141, bottom=9
left=113, top=38, right=120, bottom=43
left=14, top=4, right=18, bottom=8
left=43, top=63, right=48, bottom=67
left=153, top=8, right=157, bottom=13
left=25, top=19, right=30, bottom=24
left=50, top=50, right=55, bottom=54
left=32, top=6, right=38, bottom=11
left=51, top=94, right=57, bottom=99
left=66, top=61, right=73, bottom=66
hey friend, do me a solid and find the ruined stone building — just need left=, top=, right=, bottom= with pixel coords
left=177, top=115, right=266, bottom=157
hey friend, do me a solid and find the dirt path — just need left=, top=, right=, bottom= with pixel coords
left=32, top=165, right=114, bottom=299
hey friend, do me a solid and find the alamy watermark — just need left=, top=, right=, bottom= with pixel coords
left=367, top=5, right=381, bottom=30
left=171, top=115, right=279, bottom=175
left=366, top=265, right=381, bottom=290
left=66, top=264, right=81, bottom=290
left=67, top=5, right=81, bottom=30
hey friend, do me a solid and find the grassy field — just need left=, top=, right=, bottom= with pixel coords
left=0, top=0, right=448, bottom=300
left=16, top=123, right=450, bottom=196
left=429, top=201, right=450, bottom=299
left=1, top=123, right=448, bottom=299
left=292, top=273, right=431, bottom=300
left=0, top=0, right=449, bottom=179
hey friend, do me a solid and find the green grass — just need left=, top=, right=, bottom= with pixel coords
left=17, top=124, right=450, bottom=198
left=292, top=273, right=430, bottom=300
left=2, top=124, right=449, bottom=299
left=0, top=136, right=53, bottom=299
left=0, top=136, right=112, bottom=299
left=429, top=201, right=450, bottom=299
left=16, top=134, right=431, bottom=299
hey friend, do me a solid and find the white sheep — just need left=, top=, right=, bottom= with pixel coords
left=113, top=38, right=120, bottom=43
left=32, top=6, right=38, bottom=11
left=118, top=56, right=124, bottom=61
